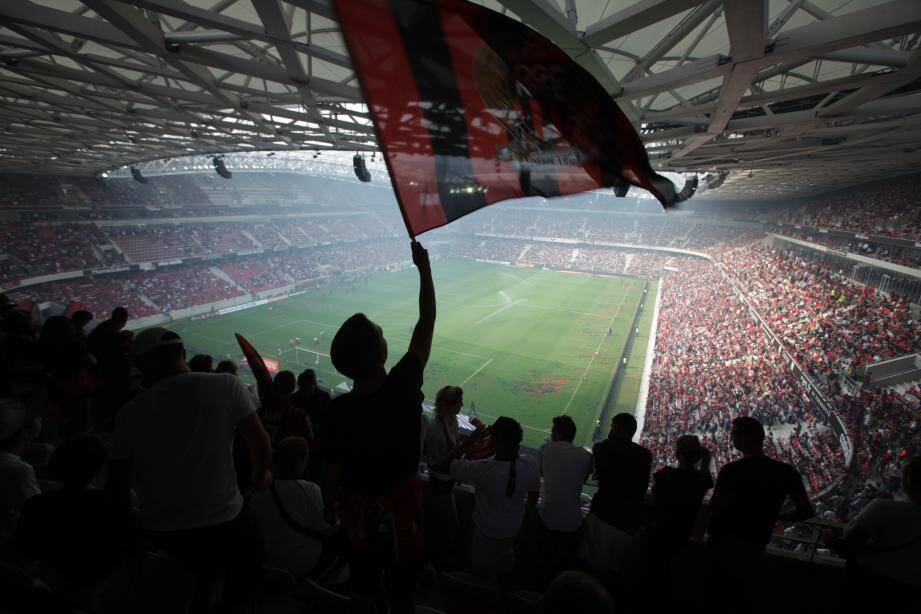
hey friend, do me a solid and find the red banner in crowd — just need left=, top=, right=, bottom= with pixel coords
left=333, top=0, right=676, bottom=237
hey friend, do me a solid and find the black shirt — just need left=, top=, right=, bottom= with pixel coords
left=708, top=455, right=807, bottom=546
left=14, top=488, right=138, bottom=587
left=590, top=437, right=652, bottom=533
left=322, top=353, right=423, bottom=497
left=649, top=467, right=713, bottom=549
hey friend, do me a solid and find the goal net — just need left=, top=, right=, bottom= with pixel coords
left=294, top=346, right=331, bottom=367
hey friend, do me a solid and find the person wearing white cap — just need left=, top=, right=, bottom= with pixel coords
left=0, top=399, right=42, bottom=542
left=106, top=327, right=272, bottom=612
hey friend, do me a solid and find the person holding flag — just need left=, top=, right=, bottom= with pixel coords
left=320, top=241, right=435, bottom=614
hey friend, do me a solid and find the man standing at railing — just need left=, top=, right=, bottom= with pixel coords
left=704, top=416, right=815, bottom=605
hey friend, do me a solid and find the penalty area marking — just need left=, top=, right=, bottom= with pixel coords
left=475, top=300, right=524, bottom=325
left=460, top=358, right=493, bottom=386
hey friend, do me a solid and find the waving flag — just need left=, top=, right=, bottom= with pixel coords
left=333, top=0, right=676, bottom=237
left=235, top=333, right=273, bottom=404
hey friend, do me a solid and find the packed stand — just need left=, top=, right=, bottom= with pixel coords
left=128, top=266, right=245, bottom=313
left=769, top=173, right=921, bottom=239
left=0, top=223, right=122, bottom=280
left=641, top=263, right=846, bottom=496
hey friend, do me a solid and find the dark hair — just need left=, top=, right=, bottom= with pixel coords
left=274, top=370, right=297, bottom=396
left=732, top=416, right=765, bottom=450
left=40, top=315, right=76, bottom=344
left=111, top=307, right=129, bottom=321
left=611, top=412, right=637, bottom=437
left=49, top=434, right=109, bottom=489
left=297, top=369, right=317, bottom=388
left=273, top=437, right=310, bottom=479
left=215, top=360, right=238, bottom=375
left=552, top=415, right=577, bottom=442
left=491, top=417, right=523, bottom=497
left=71, top=310, right=93, bottom=328
left=188, top=354, right=214, bottom=373
left=330, top=313, right=384, bottom=379
left=435, top=386, right=463, bottom=411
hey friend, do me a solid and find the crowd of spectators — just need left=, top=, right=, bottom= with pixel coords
left=128, top=266, right=245, bottom=313
left=640, top=263, right=846, bottom=497
left=767, top=173, right=921, bottom=239
left=711, top=244, right=921, bottom=512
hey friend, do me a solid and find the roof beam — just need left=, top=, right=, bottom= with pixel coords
left=673, top=0, right=766, bottom=159
left=815, top=48, right=910, bottom=68
left=620, top=54, right=730, bottom=99
left=126, top=0, right=352, bottom=69
left=494, top=0, right=638, bottom=120
left=818, top=49, right=921, bottom=117
left=769, top=1, right=921, bottom=66
left=582, top=0, right=710, bottom=48
left=251, top=0, right=333, bottom=142
left=622, top=0, right=722, bottom=83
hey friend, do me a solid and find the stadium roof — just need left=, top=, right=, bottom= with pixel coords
left=1, top=0, right=920, bottom=201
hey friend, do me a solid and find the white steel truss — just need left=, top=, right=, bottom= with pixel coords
left=0, top=0, right=919, bottom=201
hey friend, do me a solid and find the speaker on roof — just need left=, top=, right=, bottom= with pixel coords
left=353, top=154, right=371, bottom=182
left=130, top=166, right=148, bottom=184
left=213, top=156, right=232, bottom=179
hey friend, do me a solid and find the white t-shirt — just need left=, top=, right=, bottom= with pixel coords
left=423, top=414, right=459, bottom=481
left=249, top=479, right=328, bottom=577
left=111, top=372, right=257, bottom=532
left=856, top=499, right=921, bottom=587
left=450, top=454, right=540, bottom=539
left=0, top=452, right=40, bottom=541
left=538, top=440, right=592, bottom=531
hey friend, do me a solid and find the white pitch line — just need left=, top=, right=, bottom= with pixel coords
left=475, top=300, right=524, bottom=325
left=561, top=278, right=636, bottom=415
left=185, top=331, right=233, bottom=346
left=460, top=358, right=493, bottom=385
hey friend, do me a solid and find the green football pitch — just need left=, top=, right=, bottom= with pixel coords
left=168, top=260, right=650, bottom=447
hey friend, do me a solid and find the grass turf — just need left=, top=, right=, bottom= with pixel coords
left=168, top=259, right=648, bottom=447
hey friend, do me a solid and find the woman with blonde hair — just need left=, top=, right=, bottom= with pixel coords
left=422, top=385, right=464, bottom=567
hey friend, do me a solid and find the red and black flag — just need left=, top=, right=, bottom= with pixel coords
left=235, top=333, right=272, bottom=404
left=333, top=0, right=677, bottom=237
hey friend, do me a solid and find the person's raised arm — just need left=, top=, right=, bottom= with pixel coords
left=408, top=241, right=435, bottom=369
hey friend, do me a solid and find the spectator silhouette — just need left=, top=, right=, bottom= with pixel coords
left=271, top=370, right=313, bottom=445
left=249, top=437, right=333, bottom=578
left=85, top=307, right=128, bottom=364
left=0, top=400, right=42, bottom=544
left=106, top=327, right=272, bottom=613
left=538, top=415, right=592, bottom=571
left=647, top=435, right=713, bottom=559
left=215, top=359, right=238, bottom=376
left=187, top=353, right=214, bottom=373
left=705, top=416, right=814, bottom=599
left=830, top=456, right=921, bottom=605
left=14, top=435, right=138, bottom=609
left=582, top=413, right=651, bottom=573
left=449, top=416, right=540, bottom=582
left=290, top=369, right=331, bottom=431
left=70, top=310, right=93, bottom=342
left=321, top=241, right=434, bottom=614
left=540, top=570, right=615, bottom=614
